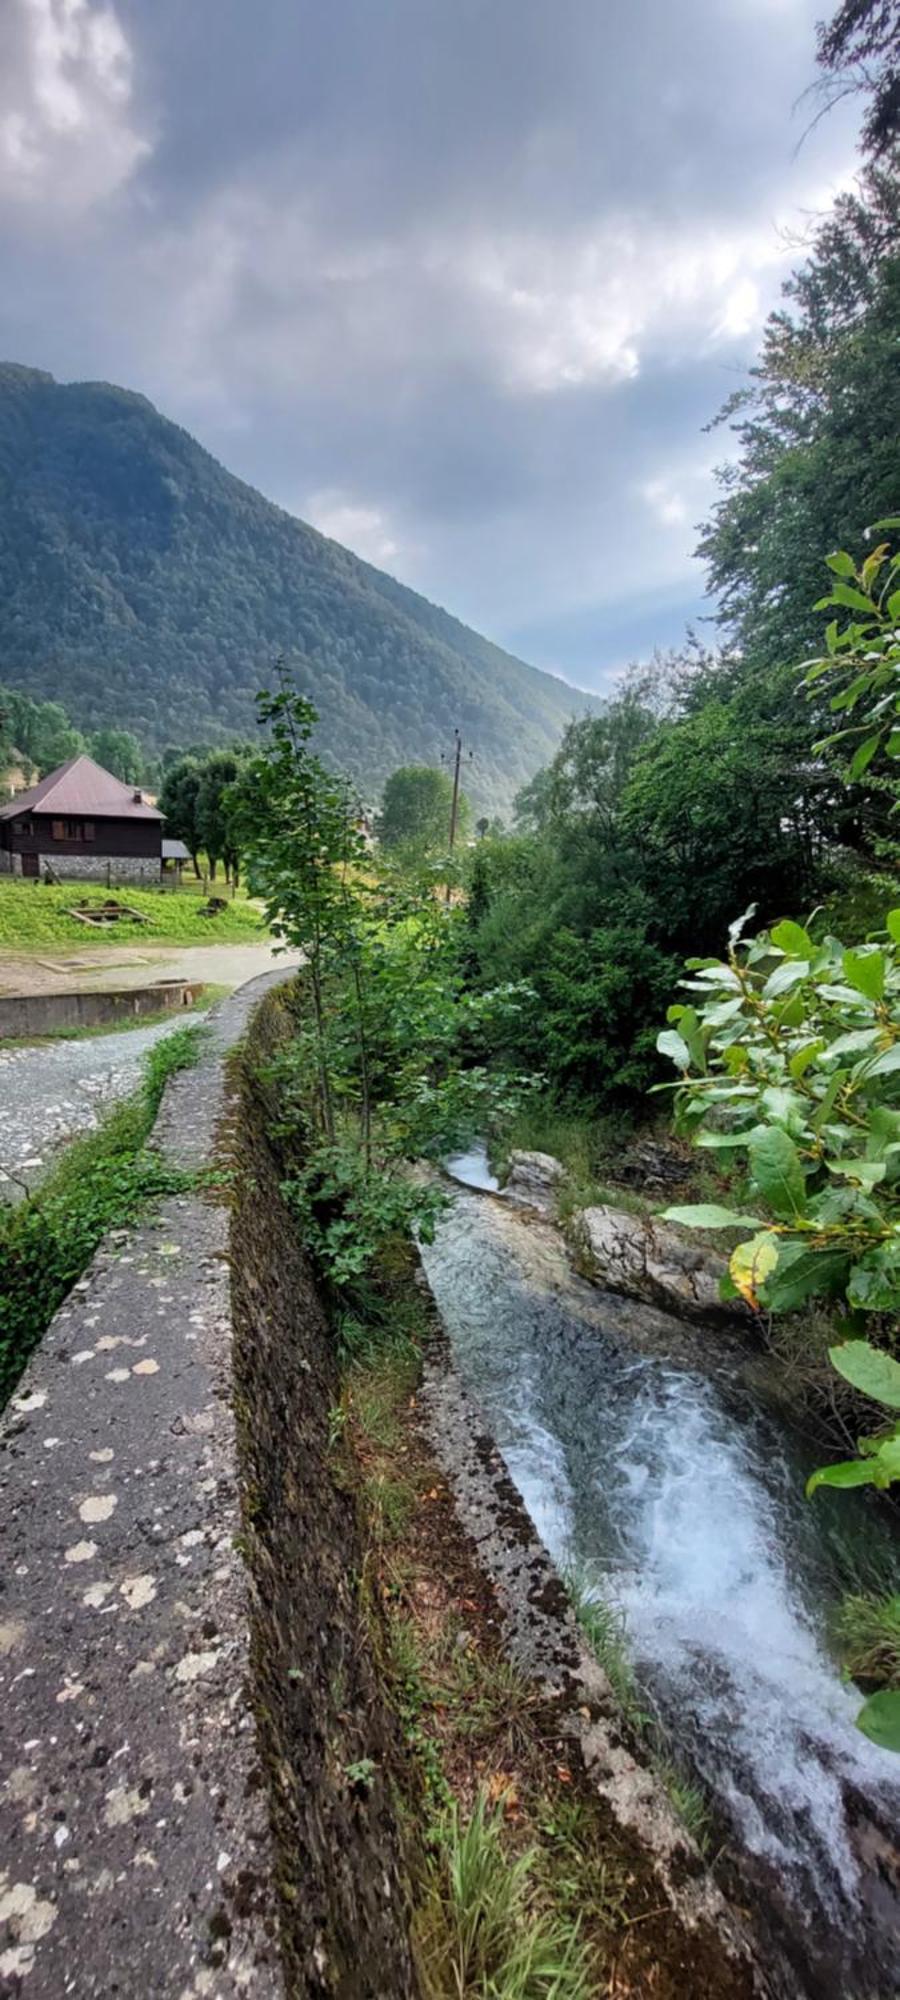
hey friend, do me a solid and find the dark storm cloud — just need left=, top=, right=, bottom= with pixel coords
left=0, top=0, right=862, bottom=687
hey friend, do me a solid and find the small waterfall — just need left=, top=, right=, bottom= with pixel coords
left=422, top=1154, right=900, bottom=1994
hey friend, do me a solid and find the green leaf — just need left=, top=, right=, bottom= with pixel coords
left=887, top=910, right=900, bottom=945
left=661, top=1203, right=766, bottom=1230
left=829, top=1341, right=900, bottom=1409
left=824, top=550, right=856, bottom=579
left=818, top=582, right=878, bottom=615
left=789, top=1040, right=825, bottom=1079
left=856, top=1689, right=900, bottom=1754
left=748, top=1126, right=807, bottom=1220
left=842, top=947, right=885, bottom=1003
left=657, top=1028, right=690, bottom=1070
left=770, top=919, right=814, bottom=957
left=729, top=1231, right=780, bottom=1307
left=806, top=1458, right=880, bottom=1496
left=762, top=959, right=809, bottom=999
left=849, top=734, right=881, bottom=782
left=762, top=1243, right=849, bottom=1313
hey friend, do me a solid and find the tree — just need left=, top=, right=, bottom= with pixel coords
left=699, top=164, right=900, bottom=678
left=88, top=728, right=144, bottom=785
left=195, top=748, right=249, bottom=882
left=157, top=756, right=203, bottom=875
left=817, top=0, right=900, bottom=156
left=0, top=686, right=84, bottom=776
left=378, top=764, right=470, bottom=853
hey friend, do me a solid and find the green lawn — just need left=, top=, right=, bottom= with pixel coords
left=0, top=879, right=268, bottom=948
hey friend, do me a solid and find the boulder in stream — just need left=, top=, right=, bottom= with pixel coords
left=576, top=1201, right=742, bottom=1323
left=502, top=1149, right=565, bottom=1217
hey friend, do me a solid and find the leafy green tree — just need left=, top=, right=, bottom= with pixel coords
left=87, top=728, right=144, bottom=785
left=157, top=756, right=203, bottom=875
left=700, top=163, right=900, bottom=680
left=817, top=0, right=900, bottom=156
left=196, top=747, right=250, bottom=882
left=379, top=764, right=470, bottom=854
left=0, top=685, right=84, bottom=776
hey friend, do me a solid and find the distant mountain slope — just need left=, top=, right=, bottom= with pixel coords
left=0, top=363, right=593, bottom=809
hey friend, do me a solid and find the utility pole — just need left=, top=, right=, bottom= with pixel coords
left=442, top=729, right=473, bottom=905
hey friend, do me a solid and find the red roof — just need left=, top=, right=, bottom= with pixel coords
left=0, top=755, right=163, bottom=822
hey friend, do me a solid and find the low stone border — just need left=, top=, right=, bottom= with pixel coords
left=0, top=981, right=205, bottom=1042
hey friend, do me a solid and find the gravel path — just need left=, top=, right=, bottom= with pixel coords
left=0, top=1017, right=188, bottom=1200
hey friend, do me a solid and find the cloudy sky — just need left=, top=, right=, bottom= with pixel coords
left=0, top=0, right=861, bottom=692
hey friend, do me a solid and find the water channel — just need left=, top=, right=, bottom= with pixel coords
left=423, top=1149, right=900, bottom=1996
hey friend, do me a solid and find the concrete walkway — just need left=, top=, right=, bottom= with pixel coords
left=0, top=975, right=289, bottom=1996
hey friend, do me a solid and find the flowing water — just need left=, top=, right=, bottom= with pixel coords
left=422, top=1151, right=900, bottom=1995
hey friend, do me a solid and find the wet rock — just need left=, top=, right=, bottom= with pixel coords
left=576, top=1202, right=743, bottom=1323
left=503, top=1149, right=565, bottom=1217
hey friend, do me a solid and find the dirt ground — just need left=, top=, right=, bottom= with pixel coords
left=0, top=939, right=300, bottom=997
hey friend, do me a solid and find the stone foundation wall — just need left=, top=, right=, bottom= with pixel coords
left=35, top=853, right=162, bottom=884
left=0, top=850, right=21, bottom=875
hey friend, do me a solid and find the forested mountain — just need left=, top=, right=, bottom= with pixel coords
left=0, top=364, right=591, bottom=811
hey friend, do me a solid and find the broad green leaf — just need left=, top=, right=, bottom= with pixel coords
left=849, top=734, right=881, bottom=782
left=825, top=1156, right=887, bottom=1193
left=828, top=1341, right=900, bottom=1409
left=807, top=1458, right=880, bottom=1496
left=661, top=1203, right=766, bottom=1230
left=762, top=959, right=809, bottom=999
left=763, top=1245, right=849, bottom=1313
left=657, top=1027, right=690, bottom=1070
left=824, top=550, right=856, bottom=579
left=864, top=1046, right=900, bottom=1080
left=729, top=1232, right=780, bottom=1308
left=817, top=582, right=878, bottom=615
left=748, top=1126, right=807, bottom=1220
left=770, top=919, right=814, bottom=957
left=826, top=1027, right=882, bottom=1059
left=789, top=1040, right=825, bottom=1080
left=842, top=947, right=885, bottom=1004
left=887, top=909, right=900, bottom=944
left=856, top=1689, right=900, bottom=1754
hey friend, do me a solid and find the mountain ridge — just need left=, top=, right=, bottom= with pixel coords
left=0, top=362, right=595, bottom=810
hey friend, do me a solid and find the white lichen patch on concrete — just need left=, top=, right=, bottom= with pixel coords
left=56, top=1679, right=84, bottom=1705
left=89, top=1448, right=115, bottom=1464
left=63, top=1541, right=97, bottom=1565
left=103, top=1786, right=149, bottom=1829
left=78, top=1494, right=117, bottom=1525
left=0, top=1876, right=58, bottom=1945
left=132, top=1359, right=160, bottom=1377
left=82, top=1582, right=114, bottom=1610
left=70, top=1351, right=95, bottom=1367
left=0, top=1619, right=27, bottom=1656
left=174, top=1650, right=219, bottom=1684
left=104, top=1369, right=130, bottom=1384
left=120, top=1575, right=157, bottom=1610
left=12, top=1391, right=47, bottom=1413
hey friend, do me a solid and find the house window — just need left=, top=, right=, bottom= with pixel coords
left=13, top=821, right=24, bottom=834
left=82, top=822, right=95, bottom=842
left=51, top=820, right=65, bottom=840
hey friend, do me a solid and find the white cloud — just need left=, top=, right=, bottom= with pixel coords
left=0, top=0, right=149, bottom=215
left=305, top=490, right=406, bottom=568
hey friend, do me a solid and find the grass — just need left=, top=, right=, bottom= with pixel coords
left=0, top=1022, right=206, bottom=1405
left=415, top=1792, right=591, bottom=2000
left=834, top=1592, right=900, bottom=1688
left=0, top=877, right=267, bottom=948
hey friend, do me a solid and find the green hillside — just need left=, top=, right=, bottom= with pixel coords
left=0, top=363, right=592, bottom=811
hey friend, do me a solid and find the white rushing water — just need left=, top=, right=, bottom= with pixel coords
left=423, top=1155, right=900, bottom=1988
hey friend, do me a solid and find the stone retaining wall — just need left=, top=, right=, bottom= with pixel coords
left=0, top=981, right=204, bottom=1041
